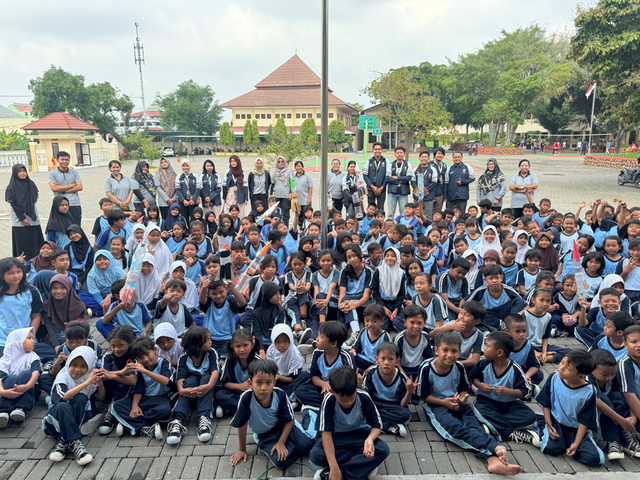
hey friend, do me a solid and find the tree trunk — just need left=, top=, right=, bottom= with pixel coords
left=614, top=121, right=625, bottom=151
left=466, top=125, right=469, bottom=142
left=480, top=125, right=484, bottom=142
left=505, top=122, right=515, bottom=145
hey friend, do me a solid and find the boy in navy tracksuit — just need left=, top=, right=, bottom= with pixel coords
left=309, top=367, right=390, bottom=480
left=587, top=311, right=634, bottom=362
left=295, top=322, right=355, bottom=409
left=349, top=305, right=390, bottom=371
left=504, top=314, right=543, bottom=385
left=444, top=154, right=475, bottom=213
left=470, top=332, right=539, bottom=445
left=362, top=342, right=415, bottom=437
left=230, top=359, right=314, bottom=469
left=393, top=305, right=433, bottom=378
left=419, top=331, right=522, bottom=475
left=537, top=350, right=604, bottom=466
left=588, top=349, right=640, bottom=460
left=617, top=325, right=640, bottom=456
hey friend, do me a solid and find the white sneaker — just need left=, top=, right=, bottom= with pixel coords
left=44, top=395, right=51, bottom=405
left=86, top=308, right=93, bottom=318
left=344, top=331, right=360, bottom=348
left=9, top=408, right=25, bottom=423
left=115, top=422, right=124, bottom=437
left=49, top=440, right=67, bottom=462
left=398, top=424, right=407, bottom=437
left=215, top=406, right=224, bottom=418
left=0, top=413, right=9, bottom=429
left=80, top=413, right=103, bottom=436
left=153, top=422, right=163, bottom=441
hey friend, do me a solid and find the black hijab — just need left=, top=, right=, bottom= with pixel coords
left=250, top=200, right=266, bottom=219
left=253, top=282, right=282, bottom=338
left=332, top=231, right=353, bottom=267
left=204, top=211, right=218, bottom=238
left=5, top=164, right=38, bottom=221
left=46, top=196, right=73, bottom=234
left=67, top=224, right=91, bottom=261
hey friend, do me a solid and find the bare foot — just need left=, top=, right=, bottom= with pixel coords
left=487, top=456, right=522, bottom=476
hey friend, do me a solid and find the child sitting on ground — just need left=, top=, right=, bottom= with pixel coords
left=154, top=323, right=182, bottom=370
left=522, top=287, right=570, bottom=364
left=394, top=305, right=433, bottom=378
left=504, top=314, right=543, bottom=386
left=537, top=350, right=604, bottom=466
left=349, top=305, right=391, bottom=371
left=167, top=326, right=219, bottom=445
left=111, top=337, right=172, bottom=440
left=412, top=273, right=448, bottom=334
left=309, top=367, right=390, bottom=480
left=154, top=279, right=196, bottom=337
left=617, top=325, right=640, bottom=452
left=470, top=331, right=539, bottom=446
left=230, top=359, right=315, bottom=470
left=576, top=287, right=622, bottom=349
left=98, top=279, right=152, bottom=338
left=418, top=331, right=522, bottom=475
left=363, top=342, right=416, bottom=437
left=435, top=258, right=470, bottom=321
left=266, top=325, right=307, bottom=399
left=587, top=311, right=634, bottom=362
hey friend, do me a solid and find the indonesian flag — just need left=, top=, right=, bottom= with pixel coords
left=585, top=83, right=596, bottom=99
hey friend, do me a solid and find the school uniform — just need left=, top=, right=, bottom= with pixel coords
left=309, top=391, right=389, bottom=480
left=39, top=339, right=103, bottom=395
left=501, top=261, right=521, bottom=287
left=458, top=328, right=484, bottom=365
left=418, top=359, right=499, bottom=459
left=101, top=349, right=135, bottom=404
left=215, top=353, right=260, bottom=414
left=466, top=285, right=525, bottom=332
left=295, top=349, right=355, bottom=408
left=522, top=310, right=569, bottom=362
left=575, top=306, right=609, bottom=348
left=515, top=267, right=542, bottom=293
left=311, top=268, right=339, bottom=337
left=111, top=358, right=172, bottom=435
left=363, top=366, right=412, bottom=432
left=394, top=331, right=433, bottom=378
left=551, top=291, right=579, bottom=334
left=616, top=354, right=640, bottom=411
left=465, top=234, right=481, bottom=251
left=509, top=340, right=543, bottom=384
left=415, top=255, right=440, bottom=280
left=469, top=359, right=536, bottom=440
left=559, top=232, right=579, bottom=255
left=434, top=271, right=469, bottom=322
left=537, top=372, right=604, bottom=466
left=200, top=296, right=240, bottom=357
left=244, top=240, right=266, bottom=260
left=351, top=330, right=391, bottom=371
left=173, top=350, right=219, bottom=421
left=96, top=301, right=151, bottom=339
left=378, top=235, right=401, bottom=251
left=411, top=293, right=448, bottom=333
left=0, top=285, right=45, bottom=354
left=164, top=236, right=187, bottom=255
left=337, top=266, right=374, bottom=325
left=284, top=270, right=313, bottom=325
left=232, top=388, right=314, bottom=468
left=193, top=236, right=213, bottom=261
left=616, top=259, right=640, bottom=302
left=154, top=303, right=195, bottom=338
left=370, top=269, right=406, bottom=332
left=604, top=256, right=625, bottom=277
left=0, top=329, right=42, bottom=418
left=588, top=335, right=628, bottom=361
left=587, top=373, right=629, bottom=445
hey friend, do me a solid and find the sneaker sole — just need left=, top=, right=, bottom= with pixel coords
left=9, top=413, right=25, bottom=423
left=154, top=424, right=163, bottom=441
left=80, top=415, right=104, bottom=436
left=98, top=426, right=114, bottom=435
left=608, top=452, right=625, bottom=460
left=50, top=452, right=66, bottom=462
left=623, top=448, right=640, bottom=458
left=76, top=454, right=93, bottom=466
left=197, top=433, right=212, bottom=443
left=166, top=436, right=182, bottom=445
left=0, top=416, right=9, bottom=429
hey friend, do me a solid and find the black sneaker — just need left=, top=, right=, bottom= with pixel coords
left=608, top=441, right=625, bottom=460
left=508, top=429, right=540, bottom=447
left=69, top=439, right=92, bottom=466
left=98, top=409, right=115, bottom=435
left=623, top=431, right=640, bottom=457
left=166, top=419, right=186, bottom=445
left=49, top=440, right=67, bottom=462
left=313, top=467, right=330, bottom=480
left=387, top=424, right=400, bottom=436
left=196, top=416, right=212, bottom=442
left=298, top=328, right=312, bottom=345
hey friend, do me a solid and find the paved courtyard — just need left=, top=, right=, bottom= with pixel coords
left=0, top=152, right=640, bottom=479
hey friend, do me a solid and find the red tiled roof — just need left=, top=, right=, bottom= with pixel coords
left=221, top=87, right=356, bottom=110
left=10, top=104, right=32, bottom=112
left=255, top=55, right=325, bottom=89
left=131, top=110, right=161, bottom=118
left=22, top=112, right=98, bottom=131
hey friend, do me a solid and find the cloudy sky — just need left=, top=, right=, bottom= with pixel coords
left=2, top=0, right=579, bottom=120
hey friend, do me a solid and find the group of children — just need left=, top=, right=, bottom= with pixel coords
left=6, top=171, right=640, bottom=475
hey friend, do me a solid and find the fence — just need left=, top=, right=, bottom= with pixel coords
left=0, top=150, right=28, bottom=168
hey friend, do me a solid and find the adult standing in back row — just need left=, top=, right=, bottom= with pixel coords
left=445, top=151, right=475, bottom=213
left=327, top=159, right=345, bottom=213
left=271, top=156, right=293, bottom=227
left=429, top=147, right=447, bottom=215
left=386, top=146, right=414, bottom=219
left=48, top=151, right=83, bottom=224
left=363, top=142, right=391, bottom=210
left=509, top=159, right=539, bottom=219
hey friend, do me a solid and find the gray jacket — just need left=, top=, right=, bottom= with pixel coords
left=476, top=178, right=507, bottom=206
left=328, top=170, right=345, bottom=199
left=271, top=171, right=293, bottom=198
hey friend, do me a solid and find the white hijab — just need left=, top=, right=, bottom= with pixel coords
left=52, top=346, right=97, bottom=399
left=126, top=224, right=146, bottom=254
left=462, top=249, right=480, bottom=289
left=591, top=274, right=627, bottom=308
left=514, top=230, right=531, bottom=263
left=0, top=328, right=39, bottom=376
left=136, top=253, right=162, bottom=305
left=378, top=247, right=404, bottom=298
left=475, top=226, right=502, bottom=258
left=153, top=322, right=183, bottom=366
left=169, top=260, right=198, bottom=309
left=139, top=224, right=173, bottom=277
left=266, top=324, right=303, bottom=376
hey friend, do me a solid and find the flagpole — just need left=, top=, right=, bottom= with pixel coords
left=587, top=82, right=596, bottom=155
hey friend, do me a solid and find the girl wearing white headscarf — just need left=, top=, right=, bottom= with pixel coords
left=266, top=324, right=305, bottom=396
left=43, top=346, right=104, bottom=465
left=135, top=254, right=162, bottom=312
left=590, top=274, right=629, bottom=311
left=168, top=261, right=198, bottom=311
left=462, top=250, right=480, bottom=292
left=0, top=328, right=41, bottom=425
left=514, top=230, right=531, bottom=264
left=371, top=247, right=406, bottom=331
left=474, top=226, right=502, bottom=258
left=138, top=225, right=173, bottom=278
left=125, top=224, right=146, bottom=255
left=154, top=322, right=183, bottom=369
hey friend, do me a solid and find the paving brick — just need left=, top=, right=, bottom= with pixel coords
left=145, top=457, right=170, bottom=480
left=547, top=453, right=575, bottom=473
left=527, top=447, right=557, bottom=472
left=463, top=451, right=489, bottom=473
left=0, top=449, right=35, bottom=460
left=603, top=458, right=625, bottom=472
left=17, top=421, right=42, bottom=439
left=232, top=457, right=253, bottom=478
left=563, top=453, right=591, bottom=472
left=93, top=438, right=118, bottom=459
left=429, top=441, right=448, bottom=452
left=409, top=431, right=429, bottom=452
left=300, top=456, right=314, bottom=477
left=108, top=447, right=131, bottom=458
left=95, top=458, right=120, bottom=480
left=42, top=459, right=71, bottom=480
left=448, top=451, right=472, bottom=473
left=192, top=444, right=225, bottom=456
left=126, top=446, right=162, bottom=457
left=181, top=456, right=203, bottom=479
left=0, top=460, right=21, bottom=480
left=115, top=436, right=149, bottom=447
left=399, top=452, right=420, bottom=475
left=387, top=442, right=415, bottom=453
left=24, top=430, right=48, bottom=451
left=510, top=450, right=540, bottom=473
left=199, top=457, right=220, bottom=480
left=164, top=456, right=187, bottom=480
left=620, top=455, right=640, bottom=472
left=431, top=451, right=454, bottom=474
left=417, top=450, right=437, bottom=474
left=284, top=462, right=302, bottom=477
left=7, top=460, right=39, bottom=480
left=29, top=437, right=56, bottom=460
left=0, top=439, right=27, bottom=449
left=212, top=426, right=231, bottom=444
left=24, top=460, right=53, bottom=480
left=383, top=452, right=402, bottom=475
left=110, top=457, right=136, bottom=480
left=77, top=458, right=106, bottom=480
left=249, top=454, right=268, bottom=478
left=215, top=457, right=234, bottom=478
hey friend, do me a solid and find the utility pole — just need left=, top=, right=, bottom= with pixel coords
left=320, top=0, right=329, bottom=249
left=133, top=22, right=147, bottom=124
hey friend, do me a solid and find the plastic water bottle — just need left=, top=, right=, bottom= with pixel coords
left=120, top=244, right=146, bottom=304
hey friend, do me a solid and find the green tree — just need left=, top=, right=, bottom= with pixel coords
left=327, top=120, right=348, bottom=149
left=243, top=120, right=253, bottom=146
left=85, top=82, right=134, bottom=139
left=274, top=117, right=287, bottom=137
left=349, top=102, right=364, bottom=126
left=570, top=0, right=640, bottom=149
left=251, top=119, right=261, bottom=147
left=0, top=131, right=30, bottom=151
left=533, top=95, right=575, bottom=134
left=219, top=121, right=235, bottom=146
left=259, top=131, right=318, bottom=166
left=265, top=124, right=274, bottom=144
left=299, top=118, right=318, bottom=149
left=156, top=80, right=222, bottom=135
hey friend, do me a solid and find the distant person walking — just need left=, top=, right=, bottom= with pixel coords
left=553, top=141, right=560, bottom=157
left=532, top=141, right=537, bottom=154
left=606, top=141, right=611, bottom=154
left=48, top=151, right=83, bottom=224
left=581, top=141, right=588, bottom=155
left=6, top=164, right=45, bottom=260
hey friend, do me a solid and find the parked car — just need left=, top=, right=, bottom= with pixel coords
left=160, top=146, right=175, bottom=157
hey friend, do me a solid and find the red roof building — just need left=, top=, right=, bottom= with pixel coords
left=22, top=112, right=98, bottom=131
left=220, top=55, right=357, bottom=134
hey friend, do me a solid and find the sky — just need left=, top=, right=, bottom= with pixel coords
left=2, top=0, right=580, bottom=121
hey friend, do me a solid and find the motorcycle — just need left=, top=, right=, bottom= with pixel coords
left=618, top=156, right=640, bottom=188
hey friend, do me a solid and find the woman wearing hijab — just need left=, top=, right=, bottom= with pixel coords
left=249, top=282, right=296, bottom=355
left=248, top=158, right=271, bottom=209
left=223, top=155, right=248, bottom=216
left=65, top=225, right=93, bottom=286
left=266, top=324, right=306, bottom=396
left=332, top=231, right=353, bottom=268
left=174, top=159, right=202, bottom=225
left=474, top=225, right=502, bottom=258
left=0, top=327, right=41, bottom=427
left=476, top=158, right=506, bottom=212
left=6, top=164, right=44, bottom=259
left=371, top=246, right=406, bottom=331
left=155, top=157, right=178, bottom=220
left=78, top=250, right=125, bottom=317
left=535, top=231, right=560, bottom=273
left=131, top=160, right=158, bottom=214
left=271, top=156, right=293, bottom=228
left=44, top=275, right=86, bottom=346
left=45, top=196, right=74, bottom=249
left=200, top=159, right=222, bottom=219
left=514, top=230, right=531, bottom=264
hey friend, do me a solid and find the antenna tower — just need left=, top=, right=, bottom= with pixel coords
left=133, top=22, right=147, bottom=118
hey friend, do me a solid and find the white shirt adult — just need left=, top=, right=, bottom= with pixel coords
left=509, top=159, right=539, bottom=210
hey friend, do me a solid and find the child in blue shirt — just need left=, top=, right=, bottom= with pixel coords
left=504, top=314, right=542, bottom=385
left=615, top=326, right=640, bottom=454
left=154, top=279, right=196, bottom=337
left=435, top=257, right=471, bottom=321
left=267, top=229, right=289, bottom=271
left=50, top=249, right=79, bottom=291
left=395, top=203, right=420, bottom=239
left=587, top=311, right=634, bottom=362
left=181, top=241, right=207, bottom=287
left=516, top=249, right=542, bottom=296
left=349, top=305, right=391, bottom=371
left=162, top=221, right=188, bottom=257
left=616, top=237, right=640, bottom=302
left=244, top=226, right=265, bottom=260
left=91, top=198, right=112, bottom=240
left=576, top=288, right=622, bottom=348
left=261, top=212, right=282, bottom=242
left=94, top=210, right=127, bottom=252
left=97, top=279, right=152, bottom=339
